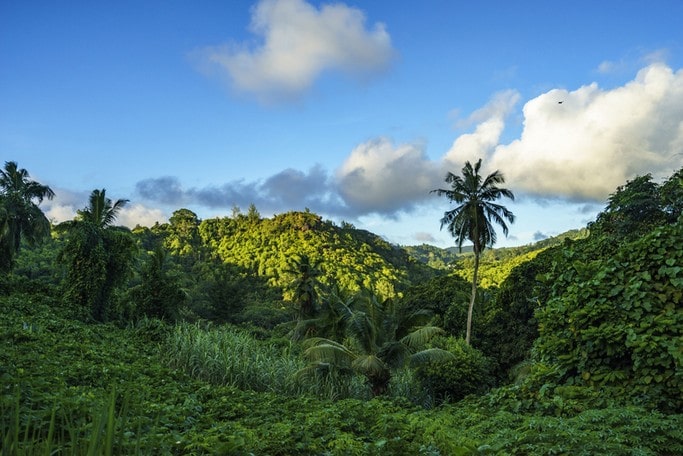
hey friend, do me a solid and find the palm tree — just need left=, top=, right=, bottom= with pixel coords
left=432, top=159, right=515, bottom=345
left=77, top=188, right=129, bottom=228
left=291, top=284, right=356, bottom=342
left=0, top=161, right=55, bottom=272
left=57, top=189, right=135, bottom=321
left=300, top=292, right=452, bottom=396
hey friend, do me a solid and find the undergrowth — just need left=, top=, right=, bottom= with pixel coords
left=2, top=293, right=681, bottom=455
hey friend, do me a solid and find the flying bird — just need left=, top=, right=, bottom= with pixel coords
left=558, top=101, right=564, bottom=104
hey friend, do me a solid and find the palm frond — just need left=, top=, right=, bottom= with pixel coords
left=351, top=354, right=387, bottom=377
left=346, top=310, right=377, bottom=354
left=408, top=348, right=455, bottom=367
left=303, top=339, right=355, bottom=367
left=294, top=362, right=335, bottom=382
left=400, top=326, right=445, bottom=349
left=376, top=342, right=409, bottom=369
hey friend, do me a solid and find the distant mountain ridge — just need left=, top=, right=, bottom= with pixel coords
left=403, top=228, right=589, bottom=270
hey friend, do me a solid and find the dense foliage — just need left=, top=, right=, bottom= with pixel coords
left=2, top=161, right=682, bottom=453
left=0, top=161, right=54, bottom=273
left=536, top=220, right=683, bottom=411
left=416, top=336, right=495, bottom=403
left=199, top=210, right=438, bottom=302
left=56, top=190, right=136, bottom=322
left=3, top=295, right=681, bottom=454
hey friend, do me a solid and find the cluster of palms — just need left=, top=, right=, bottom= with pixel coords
left=1, top=161, right=131, bottom=321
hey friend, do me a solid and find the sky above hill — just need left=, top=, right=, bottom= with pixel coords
left=2, top=0, right=683, bottom=248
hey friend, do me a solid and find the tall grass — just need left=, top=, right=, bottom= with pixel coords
left=166, top=322, right=307, bottom=394
left=165, top=322, right=432, bottom=403
left=0, top=387, right=132, bottom=455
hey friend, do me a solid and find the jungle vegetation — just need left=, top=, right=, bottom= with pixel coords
left=1, top=160, right=681, bottom=454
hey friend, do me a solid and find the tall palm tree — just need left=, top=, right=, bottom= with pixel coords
left=57, top=189, right=135, bottom=321
left=300, top=292, right=452, bottom=396
left=0, top=161, right=55, bottom=272
left=77, top=188, right=129, bottom=228
left=432, top=159, right=515, bottom=345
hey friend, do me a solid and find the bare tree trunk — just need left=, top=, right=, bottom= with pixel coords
left=466, top=252, right=479, bottom=345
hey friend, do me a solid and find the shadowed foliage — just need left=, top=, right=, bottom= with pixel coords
left=0, top=161, right=54, bottom=272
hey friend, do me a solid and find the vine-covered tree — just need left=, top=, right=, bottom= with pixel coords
left=128, top=246, right=185, bottom=321
left=0, top=161, right=55, bottom=272
left=284, top=254, right=323, bottom=323
left=589, top=168, right=683, bottom=242
left=432, top=159, right=515, bottom=345
left=57, top=189, right=135, bottom=321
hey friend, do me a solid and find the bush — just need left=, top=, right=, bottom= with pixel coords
left=416, top=337, right=494, bottom=403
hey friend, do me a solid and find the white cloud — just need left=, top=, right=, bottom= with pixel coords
left=45, top=204, right=77, bottom=225
left=197, top=0, right=394, bottom=102
left=445, top=90, right=520, bottom=167
left=490, top=63, right=683, bottom=200
left=117, top=204, right=167, bottom=228
left=132, top=63, right=683, bottom=226
left=335, top=137, right=440, bottom=215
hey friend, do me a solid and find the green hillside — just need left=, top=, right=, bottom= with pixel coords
left=406, top=228, right=589, bottom=288
left=198, top=209, right=440, bottom=300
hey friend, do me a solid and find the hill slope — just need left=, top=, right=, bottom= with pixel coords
left=197, top=210, right=440, bottom=300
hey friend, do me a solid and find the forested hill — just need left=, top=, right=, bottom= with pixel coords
left=403, top=228, right=590, bottom=288
left=142, top=208, right=441, bottom=301
left=404, top=228, right=589, bottom=270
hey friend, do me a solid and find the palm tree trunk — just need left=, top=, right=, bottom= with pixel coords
left=466, top=252, right=479, bottom=345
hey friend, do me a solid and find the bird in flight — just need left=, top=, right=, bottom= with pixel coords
left=558, top=101, right=564, bottom=104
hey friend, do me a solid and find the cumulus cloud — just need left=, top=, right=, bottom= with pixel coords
left=336, top=137, right=441, bottom=215
left=490, top=62, right=683, bottom=200
left=42, top=187, right=85, bottom=224
left=133, top=62, right=683, bottom=225
left=445, top=90, right=520, bottom=166
left=195, top=0, right=394, bottom=102
left=44, top=203, right=77, bottom=225
left=135, top=139, right=441, bottom=219
left=117, top=204, right=167, bottom=228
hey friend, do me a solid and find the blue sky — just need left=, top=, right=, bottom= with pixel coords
left=2, top=0, right=683, bottom=248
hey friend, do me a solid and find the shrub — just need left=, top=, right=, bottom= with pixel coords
left=416, top=337, right=494, bottom=403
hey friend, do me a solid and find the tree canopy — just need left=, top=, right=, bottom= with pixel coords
left=0, top=161, right=54, bottom=272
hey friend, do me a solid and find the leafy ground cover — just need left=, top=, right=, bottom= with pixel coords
left=2, top=293, right=681, bottom=455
